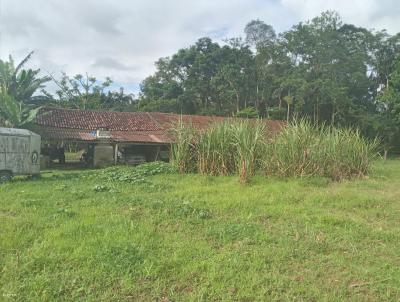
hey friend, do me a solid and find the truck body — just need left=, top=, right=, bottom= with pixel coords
left=0, top=127, right=41, bottom=181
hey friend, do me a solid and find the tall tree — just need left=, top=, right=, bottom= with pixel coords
left=281, top=11, right=373, bottom=125
left=377, top=57, right=400, bottom=154
left=50, top=73, right=112, bottom=109
left=244, top=19, right=276, bottom=49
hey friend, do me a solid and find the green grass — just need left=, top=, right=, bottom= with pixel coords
left=1, top=160, right=400, bottom=301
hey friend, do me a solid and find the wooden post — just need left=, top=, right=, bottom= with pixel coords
left=114, top=143, right=118, bottom=165
left=154, top=146, right=161, bottom=161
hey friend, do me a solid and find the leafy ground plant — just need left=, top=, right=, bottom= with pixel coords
left=93, top=161, right=176, bottom=184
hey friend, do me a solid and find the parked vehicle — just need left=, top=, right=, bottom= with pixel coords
left=0, top=128, right=41, bottom=182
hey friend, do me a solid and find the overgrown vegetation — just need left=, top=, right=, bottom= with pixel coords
left=172, top=120, right=266, bottom=183
left=264, top=120, right=379, bottom=180
left=196, top=122, right=236, bottom=176
left=1, top=160, right=399, bottom=301
left=171, top=120, right=378, bottom=181
left=93, top=161, right=176, bottom=184
left=170, top=120, right=196, bottom=173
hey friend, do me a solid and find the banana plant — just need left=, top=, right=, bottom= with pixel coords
left=0, top=51, right=50, bottom=127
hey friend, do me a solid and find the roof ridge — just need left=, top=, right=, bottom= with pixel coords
left=42, top=107, right=142, bottom=115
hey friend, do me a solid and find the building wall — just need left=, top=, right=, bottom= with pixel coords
left=93, top=144, right=114, bottom=168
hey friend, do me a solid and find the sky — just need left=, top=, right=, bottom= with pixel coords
left=0, top=0, right=399, bottom=95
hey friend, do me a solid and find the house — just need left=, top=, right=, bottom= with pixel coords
left=32, top=108, right=284, bottom=167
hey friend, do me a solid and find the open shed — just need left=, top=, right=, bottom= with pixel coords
left=31, top=108, right=285, bottom=167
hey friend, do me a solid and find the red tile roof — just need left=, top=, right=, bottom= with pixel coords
left=31, top=126, right=97, bottom=141
left=35, top=108, right=163, bottom=131
left=33, top=108, right=285, bottom=144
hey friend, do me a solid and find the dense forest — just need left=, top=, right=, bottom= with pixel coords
left=139, top=11, right=400, bottom=151
left=1, top=11, right=400, bottom=151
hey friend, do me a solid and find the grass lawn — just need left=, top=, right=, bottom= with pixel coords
left=1, top=160, right=400, bottom=301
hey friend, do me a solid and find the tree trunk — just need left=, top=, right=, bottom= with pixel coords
left=256, top=84, right=259, bottom=110
left=236, top=91, right=240, bottom=113
left=286, top=103, right=290, bottom=121
left=313, top=104, right=316, bottom=124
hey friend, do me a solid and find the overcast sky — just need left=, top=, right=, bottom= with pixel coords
left=1, top=0, right=399, bottom=95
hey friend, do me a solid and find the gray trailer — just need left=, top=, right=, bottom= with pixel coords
left=0, top=127, right=41, bottom=182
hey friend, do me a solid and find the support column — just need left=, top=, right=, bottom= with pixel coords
left=114, top=143, right=119, bottom=165
left=155, top=146, right=161, bottom=161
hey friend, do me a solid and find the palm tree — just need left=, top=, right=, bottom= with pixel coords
left=0, top=51, right=50, bottom=127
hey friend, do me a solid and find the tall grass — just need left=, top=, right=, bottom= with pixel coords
left=321, top=128, right=379, bottom=180
left=233, top=121, right=266, bottom=183
left=264, top=119, right=379, bottom=180
left=171, top=119, right=266, bottom=181
left=197, top=122, right=236, bottom=176
left=264, top=119, right=319, bottom=177
left=170, top=119, right=196, bottom=173
left=171, top=118, right=378, bottom=182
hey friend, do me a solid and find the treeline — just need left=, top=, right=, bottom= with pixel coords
left=139, top=11, right=400, bottom=151
left=1, top=11, right=400, bottom=151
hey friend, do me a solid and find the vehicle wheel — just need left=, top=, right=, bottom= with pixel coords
left=0, top=171, right=12, bottom=183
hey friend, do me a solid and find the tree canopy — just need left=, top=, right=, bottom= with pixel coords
left=138, top=11, right=400, bottom=152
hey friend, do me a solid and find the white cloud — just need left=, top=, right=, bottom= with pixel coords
left=0, top=0, right=399, bottom=94
left=280, top=0, right=400, bottom=33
